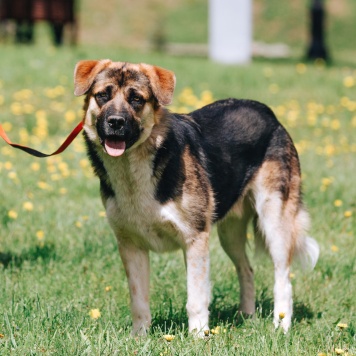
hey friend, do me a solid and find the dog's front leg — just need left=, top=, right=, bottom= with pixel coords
left=184, top=233, right=211, bottom=336
left=118, top=241, right=151, bottom=336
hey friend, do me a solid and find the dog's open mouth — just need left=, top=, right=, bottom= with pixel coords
left=104, top=138, right=126, bottom=157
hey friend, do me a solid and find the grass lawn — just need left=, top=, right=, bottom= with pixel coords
left=0, top=11, right=355, bottom=355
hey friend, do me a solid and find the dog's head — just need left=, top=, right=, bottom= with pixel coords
left=74, top=60, right=176, bottom=156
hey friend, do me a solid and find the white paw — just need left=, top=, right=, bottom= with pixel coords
left=190, top=326, right=210, bottom=338
left=273, top=311, right=291, bottom=333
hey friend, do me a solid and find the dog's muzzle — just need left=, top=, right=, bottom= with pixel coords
left=103, top=115, right=126, bottom=157
left=107, top=115, right=125, bottom=135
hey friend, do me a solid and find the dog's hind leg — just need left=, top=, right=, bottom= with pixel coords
left=217, top=208, right=255, bottom=316
left=252, top=160, right=305, bottom=333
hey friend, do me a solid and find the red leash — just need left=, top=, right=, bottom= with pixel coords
left=0, top=121, right=84, bottom=157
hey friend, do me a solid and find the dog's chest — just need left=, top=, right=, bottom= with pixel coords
left=102, top=153, right=187, bottom=252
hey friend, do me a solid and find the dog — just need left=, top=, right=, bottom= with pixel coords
left=73, top=59, right=319, bottom=335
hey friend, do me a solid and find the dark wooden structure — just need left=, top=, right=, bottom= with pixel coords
left=306, top=0, right=329, bottom=61
left=0, top=0, right=77, bottom=45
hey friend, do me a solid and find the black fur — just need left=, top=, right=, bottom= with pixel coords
left=152, top=99, right=291, bottom=221
left=153, top=114, right=206, bottom=204
left=83, top=131, right=115, bottom=200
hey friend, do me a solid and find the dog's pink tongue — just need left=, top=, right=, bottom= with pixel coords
left=104, top=139, right=126, bottom=157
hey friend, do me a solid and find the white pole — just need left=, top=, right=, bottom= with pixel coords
left=209, top=0, right=252, bottom=64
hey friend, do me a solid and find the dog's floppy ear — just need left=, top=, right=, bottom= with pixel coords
left=140, top=64, right=176, bottom=106
left=74, top=59, right=111, bottom=96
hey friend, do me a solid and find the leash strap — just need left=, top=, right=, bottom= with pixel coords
left=0, top=121, right=84, bottom=157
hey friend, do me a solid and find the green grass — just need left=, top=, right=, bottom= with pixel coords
left=0, top=13, right=355, bottom=355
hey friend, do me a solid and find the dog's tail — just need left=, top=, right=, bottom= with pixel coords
left=293, top=208, right=320, bottom=270
left=254, top=207, right=319, bottom=270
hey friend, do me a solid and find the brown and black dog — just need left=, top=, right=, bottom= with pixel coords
left=74, top=60, right=319, bottom=336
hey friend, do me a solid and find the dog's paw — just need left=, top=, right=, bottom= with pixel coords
left=190, top=327, right=210, bottom=339
left=273, top=312, right=291, bottom=334
left=131, top=325, right=150, bottom=337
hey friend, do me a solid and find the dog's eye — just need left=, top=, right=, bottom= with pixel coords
left=95, top=90, right=111, bottom=105
left=95, top=92, right=108, bottom=100
left=129, top=94, right=144, bottom=106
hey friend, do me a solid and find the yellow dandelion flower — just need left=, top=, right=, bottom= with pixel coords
left=340, top=97, right=349, bottom=107
left=37, top=181, right=51, bottom=190
left=279, top=312, right=286, bottom=320
left=321, top=177, right=333, bottom=186
left=23, top=201, right=34, bottom=211
left=331, top=245, right=339, bottom=252
left=352, top=116, right=356, bottom=127
left=89, top=309, right=101, bottom=320
left=36, top=230, right=45, bottom=240
left=8, top=210, right=18, bottom=219
left=58, top=162, right=68, bottom=172
left=105, top=286, right=112, bottom=292
left=1, top=146, right=15, bottom=157
left=30, top=162, right=40, bottom=171
left=51, top=174, right=61, bottom=181
left=344, top=211, right=352, bottom=218
left=296, top=63, right=307, bottom=74
left=334, top=200, right=343, bottom=207
left=10, top=102, right=23, bottom=115
left=99, top=211, right=106, bottom=217
left=35, top=110, right=47, bottom=121
left=4, top=161, right=13, bottom=170
left=54, top=85, right=65, bottom=96
left=0, top=95, right=4, bottom=105
left=75, top=221, right=82, bottom=228
left=65, top=110, right=76, bottom=123
left=47, top=164, right=57, bottom=174
left=289, top=273, right=295, bottom=279
left=8, top=171, right=17, bottom=180
left=200, top=90, right=214, bottom=105
left=263, top=67, right=273, bottom=78
left=2, top=122, right=12, bottom=132
left=343, top=76, right=355, bottom=88
left=23, top=103, right=34, bottom=114
left=163, top=334, right=175, bottom=341
left=317, top=353, right=327, bottom=356
left=330, top=119, right=340, bottom=130
left=268, top=83, right=279, bottom=94
left=335, top=348, right=345, bottom=355
left=337, top=323, right=348, bottom=330
left=211, top=328, right=219, bottom=335
left=19, top=128, right=29, bottom=144
left=79, top=159, right=89, bottom=168
left=59, top=188, right=67, bottom=195
left=204, top=330, right=210, bottom=336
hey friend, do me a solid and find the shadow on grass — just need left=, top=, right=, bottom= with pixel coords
left=256, top=293, right=315, bottom=322
left=151, top=299, right=188, bottom=334
left=151, top=288, right=316, bottom=333
left=0, top=243, right=57, bottom=268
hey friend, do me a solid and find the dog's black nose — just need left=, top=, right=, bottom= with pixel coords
left=107, top=115, right=125, bottom=130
